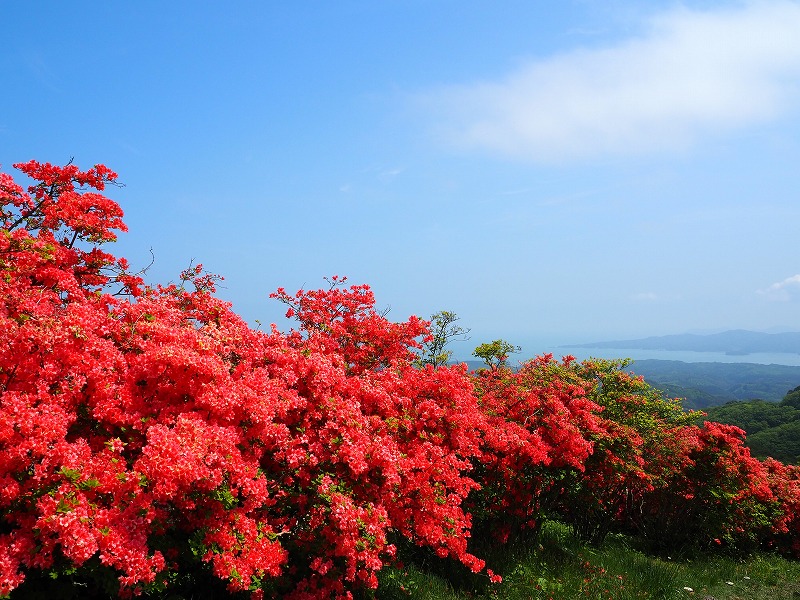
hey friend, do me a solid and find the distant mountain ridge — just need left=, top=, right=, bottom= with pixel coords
left=566, top=329, right=800, bottom=355
left=458, top=358, right=800, bottom=409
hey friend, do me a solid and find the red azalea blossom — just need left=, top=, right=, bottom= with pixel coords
left=2, top=159, right=800, bottom=599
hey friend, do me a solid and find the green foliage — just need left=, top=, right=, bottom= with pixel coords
left=703, top=400, right=799, bottom=436
left=472, top=339, right=521, bottom=369
left=542, top=358, right=698, bottom=545
left=781, top=385, right=800, bottom=409
left=748, top=421, right=800, bottom=464
left=578, top=358, right=696, bottom=429
left=703, top=387, right=800, bottom=463
left=377, top=521, right=800, bottom=599
left=629, top=360, right=800, bottom=409
left=417, top=311, right=470, bottom=368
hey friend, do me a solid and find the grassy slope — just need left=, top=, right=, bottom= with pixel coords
left=376, top=522, right=800, bottom=600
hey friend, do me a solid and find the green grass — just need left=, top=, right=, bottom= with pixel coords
left=375, top=522, right=800, bottom=600
left=10, top=521, right=799, bottom=599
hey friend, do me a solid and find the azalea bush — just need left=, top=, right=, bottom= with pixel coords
left=761, top=458, right=800, bottom=556
left=546, top=358, right=696, bottom=545
left=538, top=359, right=788, bottom=556
left=2, top=158, right=800, bottom=600
left=0, top=160, right=497, bottom=598
left=628, top=420, right=783, bottom=554
left=467, top=355, right=602, bottom=544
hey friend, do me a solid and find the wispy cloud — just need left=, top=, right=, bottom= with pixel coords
left=422, top=1, right=800, bottom=163
left=758, top=274, right=800, bottom=300
left=632, top=292, right=659, bottom=302
left=377, top=167, right=404, bottom=182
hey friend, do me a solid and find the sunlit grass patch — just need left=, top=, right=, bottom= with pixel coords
left=376, top=521, right=800, bottom=600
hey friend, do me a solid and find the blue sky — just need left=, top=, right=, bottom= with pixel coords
left=3, top=1, right=800, bottom=358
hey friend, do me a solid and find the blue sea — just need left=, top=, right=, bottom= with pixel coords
left=535, top=346, right=800, bottom=367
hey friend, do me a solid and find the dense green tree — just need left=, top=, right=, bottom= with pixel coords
left=781, top=385, right=800, bottom=409
left=473, top=339, right=521, bottom=370
left=748, top=421, right=800, bottom=464
left=701, top=386, right=800, bottom=464
left=703, top=400, right=798, bottom=436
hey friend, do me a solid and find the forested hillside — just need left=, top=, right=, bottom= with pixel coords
left=622, top=360, right=800, bottom=409
left=467, top=358, right=800, bottom=409
left=703, top=386, right=800, bottom=463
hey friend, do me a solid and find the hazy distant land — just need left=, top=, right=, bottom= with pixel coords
left=624, top=360, right=800, bottom=409
left=458, top=330, right=800, bottom=409
left=458, top=358, right=800, bottom=410
left=565, top=329, right=800, bottom=356
left=562, top=330, right=800, bottom=408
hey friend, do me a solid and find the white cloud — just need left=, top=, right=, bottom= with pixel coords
left=632, top=292, right=659, bottom=301
left=758, top=274, right=800, bottom=300
left=424, top=1, right=800, bottom=163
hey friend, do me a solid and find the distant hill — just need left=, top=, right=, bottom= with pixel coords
left=703, top=386, right=800, bottom=463
left=566, top=329, right=800, bottom=355
left=457, top=358, right=800, bottom=410
left=629, top=360, right=800, bottom=409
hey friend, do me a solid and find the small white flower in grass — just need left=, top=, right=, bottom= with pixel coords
left=743, top=576, right=751, bottom=580
left=726, top=581, right=734, bottom=585
left=683, top=586, right=693, bottom=592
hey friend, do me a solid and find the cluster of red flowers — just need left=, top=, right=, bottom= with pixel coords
left=2, top=160, right=799, bottom=599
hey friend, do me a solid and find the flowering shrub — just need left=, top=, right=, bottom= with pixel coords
left=468, top=355, right=602, bottom=542
left=761, top=458, right=800, bottom=557
left=552, top=359, right=697, bottom=544
left=0, top=161, right=489, bottom=598
left=629, top=421, right=781, bottom=553
left=1, top=160, right=160, bottom=596
left=2, top=158, right=800, bottom=599
left=258, top=279, right=489, bottom=596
